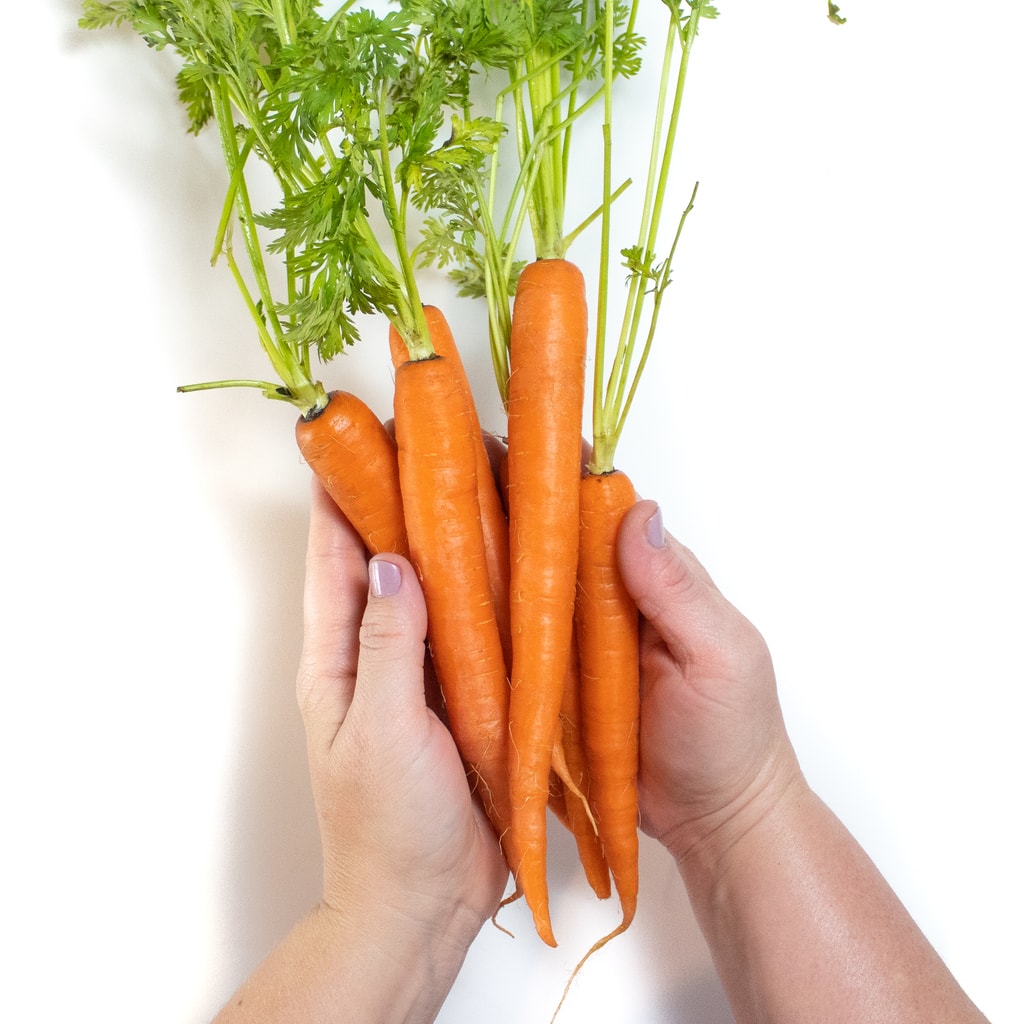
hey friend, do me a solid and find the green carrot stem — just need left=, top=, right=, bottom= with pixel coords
left=592, top=0, right=618, bottom=451
left=591, top=0, right=708, bottom=474
left=373, top=83, right=432, bottom=358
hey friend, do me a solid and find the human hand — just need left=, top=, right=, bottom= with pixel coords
left=295, top=480, right=509, bottom=955
left=616, top=500, right=805, bottom=866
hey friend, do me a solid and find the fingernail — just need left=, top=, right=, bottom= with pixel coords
left=368, top=557, right=403, bottom=598
left=645, top=505, right=667, bottom=548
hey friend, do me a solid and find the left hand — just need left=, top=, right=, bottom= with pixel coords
left=295, top=480, right=510, bottom=949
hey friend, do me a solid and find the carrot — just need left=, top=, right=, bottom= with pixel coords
left=506, top=258, right=588, bottom=947
left=388, top=308, right=512, bottom=669
left=575, top=467, right=640, bottom=935
left=550, top=635, right=611, bottom=902
left=294, top=391, right=409, bottom=559
left=391, top=313, right=512, bottom=847
left=548, top=467, right=641, bottom=1021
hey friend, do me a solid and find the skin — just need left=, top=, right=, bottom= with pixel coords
left=211, top=481, right=507, bottom=1023
left=211, top=482, right=990, bottom=1024
left=620, top=500, right=990, bottom=1024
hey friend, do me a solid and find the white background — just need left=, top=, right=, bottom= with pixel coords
left=5, top=3, right=1022, bottom=1022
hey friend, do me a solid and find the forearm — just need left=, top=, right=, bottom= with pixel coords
left=677, top=777, right=989, bottom=1024
left=211, top=899, right=477, bottom=1024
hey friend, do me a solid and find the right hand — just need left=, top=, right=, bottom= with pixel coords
left=616, top=500, right=805, bottom=864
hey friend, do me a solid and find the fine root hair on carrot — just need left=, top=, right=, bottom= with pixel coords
left=549, top=741, right=597, bottom=835
left=489, top=900, right=518, bottom=940
left=551, top=919, right=633, bottom=1024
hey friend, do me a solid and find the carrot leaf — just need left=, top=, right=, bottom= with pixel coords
left=828, top=3, right=847, bottom=25
left=79, top=0, right=520, bottom=404
left=590, top=0, right=711, bottom=474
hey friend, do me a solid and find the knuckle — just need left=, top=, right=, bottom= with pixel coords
left=357, top=608, right=414, bottom=654
left=656, top=548, right=700, bottom=597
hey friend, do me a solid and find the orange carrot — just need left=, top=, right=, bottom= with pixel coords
left=388, top=308, right=512, bottom=668
left=391, top=315, right=512, bottom=846
left=575, top=468, right=640, bottom=937
left=506, top=258, right=588, bottom=947
left=551, top=635, right=611, bottom=902
left=295, top=390, right=409, bottom=558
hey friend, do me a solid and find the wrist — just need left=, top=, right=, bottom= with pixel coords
left=666, top=747, right=808, bottom=882
left=210, top=895, right=478, bottom=1024
left=313, top=889, right=483, bottom=1021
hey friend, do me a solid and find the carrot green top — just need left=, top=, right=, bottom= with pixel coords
left=428, top=2, right=644, bottom=407
left=79, top=0, right=510, bottom=415
left=589, top=0, right=710, bottom=474
left=80, top=1, right=843, bottom=423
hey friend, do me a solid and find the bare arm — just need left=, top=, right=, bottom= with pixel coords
left=617, top=500, right=989, bottom=1024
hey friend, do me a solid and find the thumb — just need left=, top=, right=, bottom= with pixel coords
left=349, top=554, right=430, bottom=717
left=616, top=500, right=724, bottom=663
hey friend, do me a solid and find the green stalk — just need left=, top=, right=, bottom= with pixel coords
left=590, top=0, right=707, bottom=474
left=522, top=42, right=565, bottom=259
left=603, top=25, right=677, bottom=420
left=591, top=0, right=618, bottom=465
left=210, top=78, right=326, bottom=415
left=610, top=181, right=698, bottom=449
left=373, top=84, right=432, bottom=359
left=481, top=8, right=640, bottom=407
left=210, top=132, right=255, bottom=267
left=271, top=0, right=296, bottom=45
left=212, top=85, right=284, bottom=345
left=474, top=181, right=513, bottom=403
left=610, top=8, right=699, bottom=423
left=483, top=91, right=513, bottom=405
left=177, top=378, right=294, bottom=400
left=562, top=177, right=632, bottom=251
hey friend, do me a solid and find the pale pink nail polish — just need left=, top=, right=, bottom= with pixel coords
left=368, top=558, right=402, bottom=598
left=646, top=505, right=666, bottom=548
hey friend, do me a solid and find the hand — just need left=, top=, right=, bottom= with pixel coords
left=295, top=480, right=509, bottom=952
left=616, top=500, right=805, bottom=864
left=616, top=501, right=992, bottom=1024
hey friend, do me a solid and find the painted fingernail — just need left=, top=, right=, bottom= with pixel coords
left=645, top=505, right=667, bottom=549
left=368, top=557, right=402, bottom=598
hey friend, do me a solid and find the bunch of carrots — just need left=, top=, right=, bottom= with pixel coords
left=80, top=0, right=737, bottom=998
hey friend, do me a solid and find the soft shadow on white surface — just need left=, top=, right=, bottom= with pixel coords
left=212, top=498, right=321, bottom=987
left=437, top=828, right=733, bottom=1024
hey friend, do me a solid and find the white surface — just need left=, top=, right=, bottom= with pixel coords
left=4, top=3, right=1022, bottom=1022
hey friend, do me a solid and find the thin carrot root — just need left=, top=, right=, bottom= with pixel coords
left=492, top=874, right=525, bottom=938
left=551, top=918, right=633, bottom=1024
left=549, top=741, right=597, bottom=835
left=490, top=897, right=518, bottom=939
left=549, top=625, right=612, bottom=900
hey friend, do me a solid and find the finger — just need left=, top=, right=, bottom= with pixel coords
left=296, top=477, right=370, bottom=753
left=616, top=499, right=724, bottom=665
left=349, top=553, right=429, bottom=719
